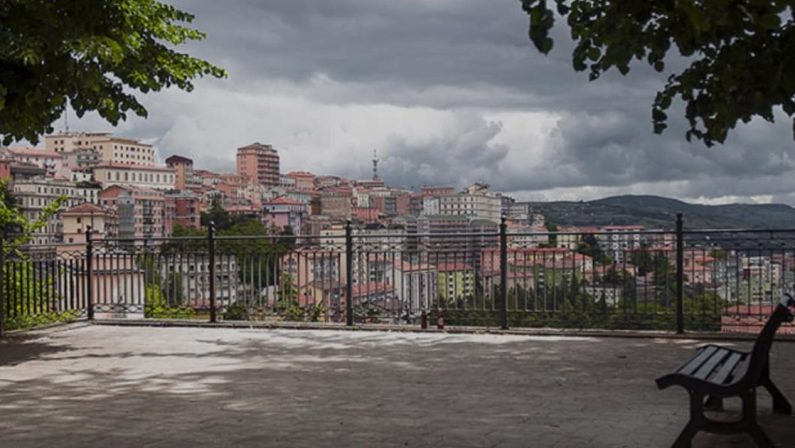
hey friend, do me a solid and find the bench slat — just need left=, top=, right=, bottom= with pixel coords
left=730, top=357, right=750, bottom=383
left=678, top=346, right=719, bottom=375
left=694, top=348, right=729, bottom=380
left=710, top=352, right=744, bottom=385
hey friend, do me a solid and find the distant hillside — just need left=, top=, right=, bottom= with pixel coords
left=524, top=195, right=795, bottom=230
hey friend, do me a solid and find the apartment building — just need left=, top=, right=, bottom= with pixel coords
left=95, top=163, right=176, bottom=191
left=165, top=154, right=195, bottom=191
left=389, top=261, right=438, bottom=312
left=166, top=191, right=201, bottom=229
left=262, top=196, right=308, bottom=233
left=318, top=190, right=352, bottom=219
left=62, top=148, right=101, bottom=171
left=436, top=262, right=475, bottom=302
left=99, top=186, right=172, bottom=241
left=236, top=142, right=280, bottom=187
left=46, top=132, right=155, bottom=166
left=597, top=225, right=645, bottom=263
left=286, top=171, right=316, bottom=191
left=12, top=178, right=93, bottom=245
left=5, top=147, right=64, bottom=177
left=60, top=203, right=118, bottom=247
left=160, top=256, right=239, bottom=309
left=422, top=183, right=502, bottom=222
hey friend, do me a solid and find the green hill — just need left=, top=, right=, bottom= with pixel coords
left=524, top=195, right=795, bottom=230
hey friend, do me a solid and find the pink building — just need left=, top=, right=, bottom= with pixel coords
left=236, top=142, right=280, bottom=187
left=262, top=196, right=307, bottom=232
left=167, top=192, right=201, bottom=229
left=99, top=185, right=171, bottom=241
left=286, top=171, right=317, bottom=191
left=0, top=159, right=10, bottom=180
left=352, top=207, right=379, bottom=224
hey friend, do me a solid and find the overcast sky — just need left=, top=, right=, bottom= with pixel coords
left=60, top=0, right=795, bottom=204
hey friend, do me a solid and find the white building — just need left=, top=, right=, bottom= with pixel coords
left=95, top=163, right=176, bottom=191
left=160, top=256, right=239, bottom=308
left=436, top=183, right=503, bottom=223
left=5, top=147, right=64, bottom=177
left=597, top=225, right=645, bottom=263
left=12, top=178, right=89, bottom=245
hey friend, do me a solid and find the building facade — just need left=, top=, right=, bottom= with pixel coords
left=236, top=142, right=280, bottom=187
left=95, top=163, right=176, bottom=191
left=46, top=132, right=155, bottom=165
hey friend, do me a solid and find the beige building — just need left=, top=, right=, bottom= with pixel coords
left=60, top=203, right=118, bottom=248
left=95, top=163, right=176, bottom=191
left=46, top=132, right=156, bottom=166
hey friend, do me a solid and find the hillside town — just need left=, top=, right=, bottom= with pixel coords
left=0, top=131, right=654, bottom=244
left=0, top=132, right=788, bottom=329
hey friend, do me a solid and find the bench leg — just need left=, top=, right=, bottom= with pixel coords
left=672, top=391, right=704, bottom=448
left=704, top=395, right=724, bottom=411
left=673, top=422, right=699, bottom=448
left=748, top=425, right=774, bottom=448
left=742, top=388, right=775, bottom=448
left=760, top=367, right=792, bottom=415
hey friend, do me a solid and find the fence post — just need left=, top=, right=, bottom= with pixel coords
left=208, top=221, right=217, bottom=323
left=85, top=226, right=94, bottom=320
left=345, top=220, right=354, bottom=326
left=675, top=213, right=684, bottom=334
left=499, top=217, right=508, bottom=330
left=0, top=236, right=5, bottom=337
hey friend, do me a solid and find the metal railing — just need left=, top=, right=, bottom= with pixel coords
left=2, top=214, right=795, bottom=336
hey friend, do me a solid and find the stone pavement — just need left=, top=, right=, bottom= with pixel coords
left=0, top=324, right=794, bottom=447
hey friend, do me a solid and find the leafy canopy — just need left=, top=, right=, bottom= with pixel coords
left=521, top=1, right=795, bottom=145
left=0, top=0, right=226, bottom=144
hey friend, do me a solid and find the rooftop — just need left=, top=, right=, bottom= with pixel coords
left=1, top=324, right=793, bottom=447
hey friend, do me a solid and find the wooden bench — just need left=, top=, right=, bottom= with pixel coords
left=656, top=294, right=794, bottom=448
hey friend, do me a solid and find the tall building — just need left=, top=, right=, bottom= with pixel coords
left=236, top=142, right=280, bottom=187
left=165, top=154, right=194, bottom=191
left=45, top=132, right=155, bottom=166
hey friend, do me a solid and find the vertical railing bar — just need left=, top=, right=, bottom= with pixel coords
left=675, top=214, right=685, bottom=334
left=208, top=221, right=216, bottom=323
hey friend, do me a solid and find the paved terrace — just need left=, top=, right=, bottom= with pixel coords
left=1, top=325, right=794, bottom=447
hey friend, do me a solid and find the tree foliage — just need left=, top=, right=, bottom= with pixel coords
left=521, top=1, right=795, bottom=145
left=0, top=0, right=226, bottom=144
left=200, top=198, right=231, bottom=230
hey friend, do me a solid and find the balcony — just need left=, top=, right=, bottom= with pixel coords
left=0, top=324, right=793, bottom=447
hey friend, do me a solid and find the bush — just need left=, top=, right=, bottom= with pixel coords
left=222, top=302, right=248, bottom=321
left=144, top=285, right=196, bottom=319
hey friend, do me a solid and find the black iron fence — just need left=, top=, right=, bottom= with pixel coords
left=3, top=214, right=795, bottom=336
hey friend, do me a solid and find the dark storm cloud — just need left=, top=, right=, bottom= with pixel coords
left=65, top=0, right=795, bottom=204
